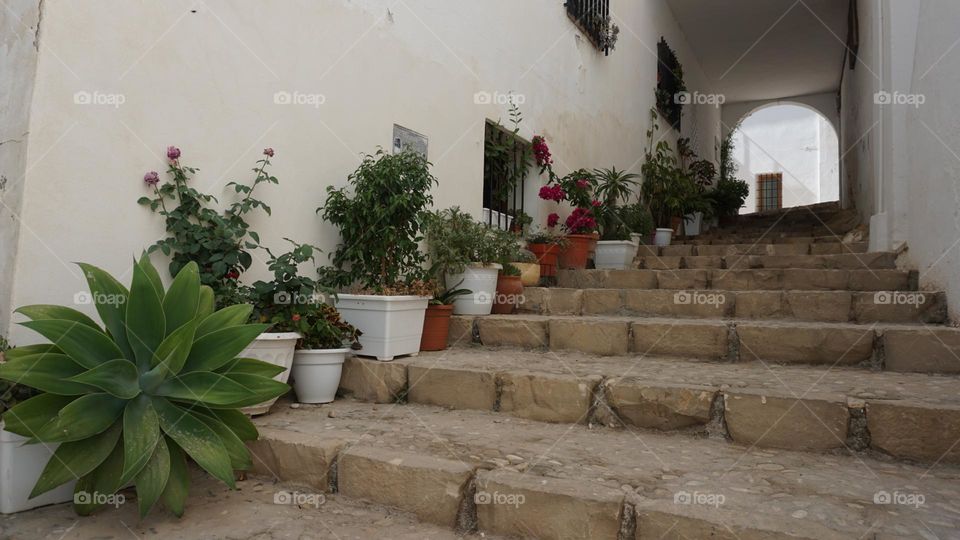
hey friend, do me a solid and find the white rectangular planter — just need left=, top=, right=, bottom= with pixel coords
left=240, top=332, right=300, bottom=416
left=594, top=240, right=638, bottom=270
left=1, top=426, right=76, bottom=514
left=334, top=295, right=429, bottom=361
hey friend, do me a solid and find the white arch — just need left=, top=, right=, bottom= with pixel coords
left=721, top=92, right=839, bottom=136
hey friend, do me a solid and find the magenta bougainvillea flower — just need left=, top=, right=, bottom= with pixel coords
left=532, top=135, right=553, bottom=167
left=143, top=171, right=160, bottom=186
left=576, top=178, right=590, bottom=190
left=538, top=185, right=566, bottom=203
left=547, top=212, right=560, bottom=228
left=263, top=148, right=275, bottom=157
left=166, top=146, right=181, bottom=161
left=565, top=207, right=597, bottom=234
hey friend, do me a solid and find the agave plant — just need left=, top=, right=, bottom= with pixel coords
left=0, top=255, right=289, bottom=518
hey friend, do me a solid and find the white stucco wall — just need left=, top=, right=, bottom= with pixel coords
left=0, top=0, right=41, bottom=337
left=4, top=0, right=720, bottom=342
left=731, top=104, right=839, bottom=213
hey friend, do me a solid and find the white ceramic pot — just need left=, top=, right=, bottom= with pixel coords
left=630, top=233, right=643, bottom=246
left=1, top=425, right=76, bottom=514
left=684, top=212, right=704, bottom=236
left=594, top=240, right=639, bottom=270
left=240, top=332, right=300, bottom=416
left=654, top=228, right=674, bottom=247
left=292, top=349, right=350, bottom=404
left=445, top=264, right=502, bottom=316
left=334, top=294, right=430, bottom=362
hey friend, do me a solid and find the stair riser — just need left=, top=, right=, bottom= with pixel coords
left=654, top=243, right=867, bottom=257
left=639, top=253, right=896, bottom=270
left=450, top=316, right=960, bottom=374
left=521, top=288, right=947, bottom=324
left=558, top=269, right=916, bottom=291
left=335, top=356, right=960, bottom=465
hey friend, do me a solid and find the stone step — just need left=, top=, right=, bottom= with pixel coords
left=250, top=398, right=960, bottom=539
left=520, top=288, right=947, bottom=324
left=677, top=234, right=847, bottom=245
left=558, top=268, right=917, bottom=291
left=648, top=242, right=867, bottom=257
left=447, top=314, right=960, bottom=373
left=638, top=252, right=897, bottom=270
left=339, top=350, right=960, bottom=464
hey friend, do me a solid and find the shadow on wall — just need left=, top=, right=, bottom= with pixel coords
left=731, top=104, right=839, bottom=213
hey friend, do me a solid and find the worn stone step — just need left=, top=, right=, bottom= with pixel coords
left=637, top=252, right=898, bottom=270
left=679, top=234, right=850, bottom=245
left=338, top=350, right=960, bottom=464
left=520, top=287, right=947, bottom=324
left=657, top=242, right=867, bottom=257
left=558, top=268, right=916, bottom=291
left=446, top=314, right=960, bottom=373
left=250, top=398, right=960, bottom=539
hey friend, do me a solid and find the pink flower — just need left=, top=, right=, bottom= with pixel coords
left=576, top=179, right=589, bottom=190
left=225, top=270, right=240, bottom=280
left=532, top=136, right=553, bottom=167
left=564, top=207, right=596, bottom=234
left=291, top=314, right=301, bottom=322
left=547, top=213, right=560, bottom=228
left=591, top=199, right=601, bottom=207
left=538, top=185, right=566, bottom=203
left=263, top=148, right=275, bottom=157
left=143, top=171, right=160, bottom=186
left=166, top=146, right=181, bottom=161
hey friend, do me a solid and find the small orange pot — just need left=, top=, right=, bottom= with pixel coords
left=492, top=274, right=524, bottom=314
left=558, top=234, right=593, bottom=269
left=420, top=304, right=454, bottom=351
left=528, top=243, right=560, bottom=277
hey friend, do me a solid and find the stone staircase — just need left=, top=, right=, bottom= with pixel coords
left=249, top=203, right=960, bottom=539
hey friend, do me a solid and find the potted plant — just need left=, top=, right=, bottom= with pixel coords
left=640, top=110, right=686, bottom=246
left=512, top=249, right=541, bottom=287
left=525, top=228, right=566, bottom=282
left=288, top=303, right=361, bottom=404
left=541, top=170, right=600, bottom=269
left=0, top=258, right=288, bottom=518
left=492, top=264, right=525, bottom=314
left=709, top=179, right=750, bottom=227
left=593, top=167, right=641, bottom=270
left=618, top=202, right=655, bottom=247
left=424, top=207, right=506, bottom=316
left=420, top=286, right=472, bottom=352
left=0, top=338, right=79, bottom=514
left=319, top=149, right=435, bottom=362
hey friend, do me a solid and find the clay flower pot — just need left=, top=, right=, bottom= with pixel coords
left=420, top=304, right=455, bottom=351
left=558, top=234, right=593, bottom=269
left=528, top=243, right=560, bottom=277
left=492, top=274, right=524, bottom=314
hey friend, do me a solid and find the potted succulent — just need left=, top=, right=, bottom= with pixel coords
left=424, top=207, right=508, bottom=316
left=0, top=258, right=288, bottom=518
left=593, top=167, right=641, bottom=270
left=288, top=303, right=361, bottom=404
left=420, top=286, right=472, bottom=352
left=525, top=228, right=566, bottom=282
left=319, top=149, right=435, bottom=361
left=512, top=249, right=541, bottom=287
left=0, top=338, right=78, bottom=514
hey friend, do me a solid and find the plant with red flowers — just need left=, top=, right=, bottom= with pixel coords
left=532, top=135, right=553, bottom=168
left=564, top=207, right=598, bottom=234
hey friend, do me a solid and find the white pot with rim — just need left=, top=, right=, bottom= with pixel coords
left=653, top=228, right=674, bottom=247
left=594, top=240, right=639, bottom=270
left=1, top=424, right=76, bottom=514
left=334, top=295, right=429, bottom=362
left=240, top=332, right=300, bottom=416
left=291, top=348, right=350, bottom=404
left=445, top=263, right=502, bottom=316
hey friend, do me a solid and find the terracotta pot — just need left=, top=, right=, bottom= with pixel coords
left=492, top=274, right=524, bottom=314
left=528, top=243, right=560, bottom=277
left=670, top=216, right=684, bottom=236
left=513, top=262, right=541, bottom=287
left=558, top=234, right=593, bottom=269
left=419, top=304, right=454, bottom=351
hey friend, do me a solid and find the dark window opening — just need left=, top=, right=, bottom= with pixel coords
left=656, top=37, right=684, bottom=130
left=564, top=0, right=614, bottom=55
left=483, top=122, right=528, bottom=231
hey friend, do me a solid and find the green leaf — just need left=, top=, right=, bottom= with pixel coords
left=193, top=410, right=252, bottom=470
left=197, top=286, right=215, bottom=320
left=206, top=373, right=290, bottom=409
left=197, top=304, right=252, bottom=338
left=73, top=441, right=125, bottom=516
left=138, top=252, right=166, bottom=301
left=68, top=359, right=140, bottom=399
left=161, top=439, right=190, bottom=517
left=0, top=353, right=95, bottom=395
left=1, top=394, right=77, bottom=438
left=155, top=372, right=259, bottom=406
left=34, top=394, right=126, bottom=443
left=127, top=260, right=166, bottom=370
left=135, top=435, right=171, bottom=518
left=19, top=320, right=124, bottom=370
left=216, top=357, right=286, bottom=379
left=122, top=394, right=160, bottom=480
left=2, top=344, right=62, bottom=360
left=148, top=319, right=198, bottom=376
left=77, top=263, right=134, bottom=360
left=30, top=421, right=122, bottom=498
left=153, top=398, right=235, bottom=488
left=162, top=262, right=200, bottom=333
left=181, top=324, right=268, bottom=373
left=15, top=305, right=100, bottom=330
left=206, top=408, right=258, bottom=441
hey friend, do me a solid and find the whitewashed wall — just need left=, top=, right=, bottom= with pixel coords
left=732, top=105, right=839, bottom=213
left=3, top=0, right=720, bottom=342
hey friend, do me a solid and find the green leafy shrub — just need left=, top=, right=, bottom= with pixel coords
left=708, top=177, right=750, bottom=218
left=319, top=149, right=436, bottom=294
left=424, top=207, right=520, bottom=276
left=0, top=337, right=38, bottom=416
left=0, top=256, right=289, bottom=518
left=287, top=304, right=361, bottom=350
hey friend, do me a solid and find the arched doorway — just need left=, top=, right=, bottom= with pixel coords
left=729, top=103, right=840, bottom=214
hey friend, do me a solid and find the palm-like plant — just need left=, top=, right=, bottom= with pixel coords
left=0, top=255, right=289, bottom=518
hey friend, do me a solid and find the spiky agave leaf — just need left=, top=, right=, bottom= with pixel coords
left=0, top=257, right=288, bottom=518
